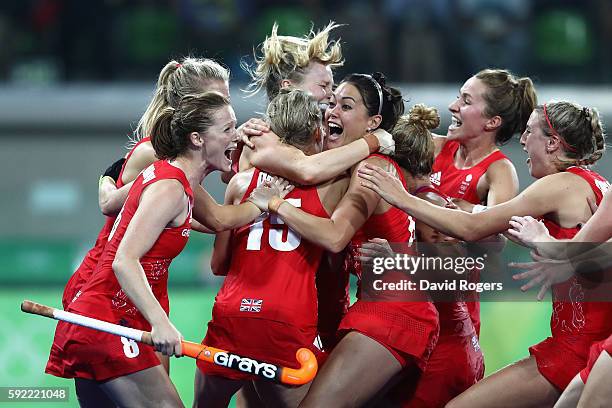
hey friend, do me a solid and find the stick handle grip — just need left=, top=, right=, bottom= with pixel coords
left=141, top=331, right=153, bottom=346
left=21, top=300, right=55, bottom=318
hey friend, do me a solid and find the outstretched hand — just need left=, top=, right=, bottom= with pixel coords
left=509, top=251, right=574, bottom=301
left=357, top=163, right=408, bottom=208
left=507, top=216, right=552, bottom=249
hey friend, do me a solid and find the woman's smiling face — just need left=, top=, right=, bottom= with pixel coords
left=325, top=82, right=372, bottom=150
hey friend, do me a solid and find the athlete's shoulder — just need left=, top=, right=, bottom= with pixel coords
left=432, top=133, right=448, bottom=157
left=226, top=168, right=256, bottom=204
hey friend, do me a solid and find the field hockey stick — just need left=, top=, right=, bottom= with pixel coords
left=21, top=300, right=317, bottom=385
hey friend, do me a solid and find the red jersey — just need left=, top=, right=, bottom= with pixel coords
left=541, top=167, right=611, bottom=338
left=212, top=169, right=329, bottom=328
left=69, top=160, right=193, bottom=327
left=339, top=154, right=439, bottom=370
left=62, top=137, right=151, bottom=308
left=198, top=169, right=330, bottom=380
left=431, top=140, right=508, bottom=335
left=431, top=140, right=508, bottom=203
left=413, top=185, right=475, bottom=338
left=47, top=159, right=192, bottom=381
left=530, top=166, right=612, bottom=390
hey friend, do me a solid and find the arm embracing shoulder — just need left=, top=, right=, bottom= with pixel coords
left=192, top=181, right=261, bottom=233
left=399, top=176, right=560, bottom=241
left=248, top=132, right=371, bottom=185
left=275, top=160, right=381, bottom=252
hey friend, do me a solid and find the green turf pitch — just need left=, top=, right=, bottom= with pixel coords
left=2, top=288, right=551, bottom=407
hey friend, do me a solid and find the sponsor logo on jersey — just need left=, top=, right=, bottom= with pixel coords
left=181, top=228, right=190, bottom=237
left=458, top=173, right=473, bottom=195
left=142, top=164, right=156, bottom=184
left=213, top=351, right=278, bottom=379
left=240, top=298, right=263, bottom=312
left=595, top=178, right=610, bottom=195
left=430, top=171, right=441, bottom=186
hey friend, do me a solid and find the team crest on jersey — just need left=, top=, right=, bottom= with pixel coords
left=240, top=298, right=263, bottom=312
left=458, top=173, right=473, bottom=195
left=430, top=171, right=441, bottom=186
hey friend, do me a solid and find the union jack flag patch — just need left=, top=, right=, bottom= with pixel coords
left=240, top=298, right=263, bottom=312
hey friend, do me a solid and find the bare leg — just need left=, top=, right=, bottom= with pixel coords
left=554, top=374, right=584, bottom=408
left=254, top=380, right=311, bottom=408
left=299, top=331, right=403, bottom=408
left=193, top=368, right=245, bottom=408
left=445, top=357, right=560, bottom=408
left=578, top=350, right=612, bottom=408
left=235, top=383, right=265, bottom=408
left=74, top=378, right=116, bottom=407
left=100, top=365, right=183, bottom=407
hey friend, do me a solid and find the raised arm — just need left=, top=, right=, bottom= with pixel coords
left=112, top=180, right=186, bottom=357
left=358, top=163, right=566, bottom=242
left=509, top=187, right=612, bottom=259
left=244, top=129, right=391, bottom=185
left=262, top=160, right=383, bottom=253
left=98, top=142, right=157, bottom=215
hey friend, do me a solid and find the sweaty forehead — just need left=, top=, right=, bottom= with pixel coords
left=212, top=105, right=236, bottom=125
left=460, top=77, right=485, bottom=98
left=334, top=82, right=363, bottom=103
left=202, top=79, right=230, bottom=97
left=306, top=62, right=333, bottom=83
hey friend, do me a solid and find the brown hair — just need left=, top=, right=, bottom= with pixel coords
left=244, top=22, right=343, bottom=101
left=134, top=57, right=230, bottom=145
left=341, top=72, right=405, bottom=131
left=475, top=69, right=537, bottom=144
left=392, top=104, right=440, bottom=177
left=535, top=101, right=606, bottom=167
left=266, top=88, right=322, bottom=149
left=150, top=92, right=230, bottom=160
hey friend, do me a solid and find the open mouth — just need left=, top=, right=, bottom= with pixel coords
left=328, top=122, right=343, bottom=139
left=224, top=146, right=236, bottom=162
left=449, top=116, right=462, bottom=130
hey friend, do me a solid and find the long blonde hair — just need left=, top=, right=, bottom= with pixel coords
left=133, top=57, right=229, bottom=146
left=243, top=22, right=343, bottom=101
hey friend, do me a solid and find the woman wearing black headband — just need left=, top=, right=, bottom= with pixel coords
left=248, top=72, right=440, bottom=407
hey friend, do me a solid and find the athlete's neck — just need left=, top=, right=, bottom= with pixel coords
left=456, top=137, right=498, bottom=169
left=404, top=173, right=431, bottom=194
left=170, top=156, right=211, bottom=187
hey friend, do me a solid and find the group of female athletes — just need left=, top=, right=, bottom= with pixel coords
left=44, top=22, right=611, bottom=408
